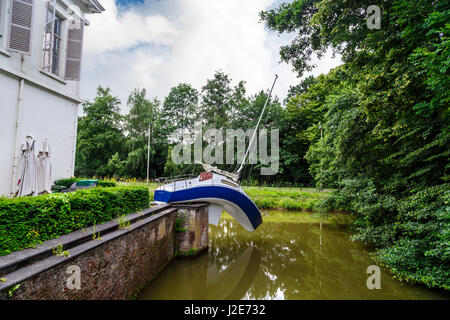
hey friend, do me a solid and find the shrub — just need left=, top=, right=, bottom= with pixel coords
left=96, top=180, right=117, bottom=188
left=373, top=185, right=450, bottom=290
left=280, top=198, right=303, bottom=210
left=322, top=180, right=450, bottom=290
left=0, top=186, right=149, bottom=255
left=254, top=197, right=278, bottom=209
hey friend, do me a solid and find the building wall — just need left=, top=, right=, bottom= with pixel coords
left=0, top=74, right=79, bottom=196
left=0, top=0, right=95, bottom=196
left=0, top=0, right=87, bottom=98
left=0, top=75, right=19, bottom=197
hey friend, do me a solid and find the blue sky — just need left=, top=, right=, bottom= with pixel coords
left=115, top=0, right=144, bottom=6
left=81, top=0, right=342, bottom=110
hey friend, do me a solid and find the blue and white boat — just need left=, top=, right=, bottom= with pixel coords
left=154, top=75, right=278, bottom=232
left=154, top=170, right=262, bottom=232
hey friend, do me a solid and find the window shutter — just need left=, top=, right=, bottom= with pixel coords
left=8, top=0, right=34, bottom=54
left=64, top=22, right=84, bottom=81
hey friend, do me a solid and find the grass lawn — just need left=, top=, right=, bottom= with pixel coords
left=118, top=181, right=335, bottom=213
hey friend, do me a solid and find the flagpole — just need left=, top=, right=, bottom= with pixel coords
left=146, top=124, right=151, bottom=184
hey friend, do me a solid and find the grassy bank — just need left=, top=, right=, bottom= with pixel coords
left=122, top=181, right=333, bottom=212
left=133, top=182, right=351, bottom=225
left=243, top=187, right=332, bottom=211
left=221, top=210, right=355, bottom=226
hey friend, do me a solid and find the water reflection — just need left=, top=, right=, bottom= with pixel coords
left=139, top=246, right=260, bottom=300
left=207, top=247, right=261, bottom=299
left=139, top=217, right=449, bottom=300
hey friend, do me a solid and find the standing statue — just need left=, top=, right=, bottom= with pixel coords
left=36, top=138, right=52, bottom=195
left=15, top=134, right=38, bottom=197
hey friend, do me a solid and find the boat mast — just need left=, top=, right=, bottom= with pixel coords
left=197, top=75, right=278, bottom=183
left=234, top=74, right=278, bottom=179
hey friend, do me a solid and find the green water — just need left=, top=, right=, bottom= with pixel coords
left=138, top=215, right=448, bottom=300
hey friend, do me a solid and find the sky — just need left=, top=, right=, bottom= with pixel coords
left=81, top=0, right=342, bottom=110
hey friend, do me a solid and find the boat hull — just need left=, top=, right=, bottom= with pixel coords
left=154, top=185, right=262, bottom=231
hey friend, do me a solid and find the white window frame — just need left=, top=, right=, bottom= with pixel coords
left=42, top=1, right=65, bottom=76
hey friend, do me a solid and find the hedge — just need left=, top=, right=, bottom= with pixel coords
left=53, top=178, right=117, bottom=189
left=0, top=186, right=149, bottom=256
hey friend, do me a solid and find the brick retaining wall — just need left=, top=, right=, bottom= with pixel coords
left=0, top=203, right=209, bottom=300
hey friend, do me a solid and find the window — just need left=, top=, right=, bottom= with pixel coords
left=42, top=4, right=64, bottom=76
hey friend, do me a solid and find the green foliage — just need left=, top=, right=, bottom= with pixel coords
left=175, top=218, right=188, bottom=232
left=8, top=284, right=20, bottom=298
left=92, top=222, right=102, bottom=241
left=175, top=211, right=188, bottom=232
left=262, top=0, right=450, bottom=289
left=0, top=186, right=149, bottom=255
left=177, top=247, right=199, bottom=257
left=124, top=89, right=165, bottom=179
left=51, top=243, right=70, bottom=257
left=162, top=83, right=199, bottom=138
left=75, top=87, right=125, bottom=177
left=117, top=215, right=130, bottom=230
left=374, top=185, right=450, bottom=290
left=201, top=70, right=232, bottom=130
left=246, top=187, right=328, bottom=210
left=106, top=153, right=125, bottom=178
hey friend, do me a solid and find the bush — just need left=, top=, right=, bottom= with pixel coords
left=280, top=198, right=303, bottom=210
left=96, top=180, right=117, bottom=188
left=374, top=185, right=450, bottom=290
left=0, top=186, right=149, bottom=256
left=321, top=181, right=450, bottom=290
left=254, top=197, right=278, bottom=209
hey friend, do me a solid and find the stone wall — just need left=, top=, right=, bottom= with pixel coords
left=173, top=203, right=209, bottom=256
left=0, top=203, right=209, bottom=300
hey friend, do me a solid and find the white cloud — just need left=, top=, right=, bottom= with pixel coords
left=83, top=0, right=177, bottom=55
left=80, top=0, right=342, bottom=110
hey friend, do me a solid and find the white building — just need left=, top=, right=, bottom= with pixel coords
left=0, top=0, right=104, bottom=197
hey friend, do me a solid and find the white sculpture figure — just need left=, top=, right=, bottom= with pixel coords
left=36, top=138, right=52, bottom=195
left=16, top=134, right=38, bottom=197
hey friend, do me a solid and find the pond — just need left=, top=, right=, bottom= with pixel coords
left=138, top=212, right=448, bottom=300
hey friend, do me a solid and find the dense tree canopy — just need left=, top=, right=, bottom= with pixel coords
left=75, top=87, right=125, bottom=177
left=261, top=0, right=449, bottom=289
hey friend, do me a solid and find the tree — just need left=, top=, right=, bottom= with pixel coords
left=229, top=80, right=250, bottom=128
left=124, top=88, right=161, bottom=179
left=106, top=152, right=125, bottom=178
left=201, top=70, right=232, bottom=130
left=161, top=83, right=199, bottom=142
left=261, top=0, right=450, bottom=289
left=75, top=87, right=125, bottom=177
left=284, top=75, right=316, bottom=104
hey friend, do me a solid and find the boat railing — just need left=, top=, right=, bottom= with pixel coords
left=156, top=174, right=196, bottom=191
left=155, top=174, right=194, bottom=184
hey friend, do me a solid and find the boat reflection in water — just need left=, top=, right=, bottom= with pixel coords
left=139, top=216, right=448, bottom=300
left=138, top=247, right=261, bottom=300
